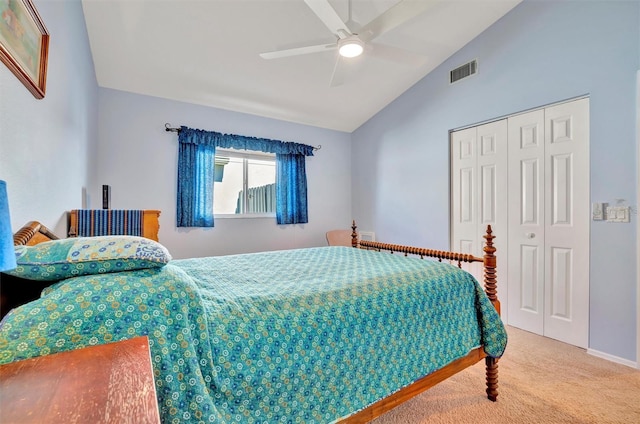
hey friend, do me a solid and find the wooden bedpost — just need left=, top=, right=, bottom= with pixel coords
left=486, top=357, right=499, bottom=402
left=351, top=220, right=358, bottom=248
left=482, top=225, right=499, bottom=314
left=482, top=224, right=499, bottom=402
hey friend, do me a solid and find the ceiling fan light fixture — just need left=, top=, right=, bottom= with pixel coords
left=338, top=36, right=364, bottom=58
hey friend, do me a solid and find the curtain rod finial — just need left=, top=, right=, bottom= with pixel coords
left=165, top=123, right=181, bottom=133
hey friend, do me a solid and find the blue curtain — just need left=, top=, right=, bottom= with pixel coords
left=176, top=126, right=313, bottom=227
left=276, top=154, right=308, bottom=224
left=177, top=136, right=215, bottom=227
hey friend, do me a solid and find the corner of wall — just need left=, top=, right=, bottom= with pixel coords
left=636, top=69, right=640, bottom=368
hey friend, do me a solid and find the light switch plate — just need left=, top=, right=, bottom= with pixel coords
left=606, top=206, right=630, bottom=223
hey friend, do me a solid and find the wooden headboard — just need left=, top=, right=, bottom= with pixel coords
left=13, top=221, right=59, bottom=246
left=68, top=210, right=161, bottom=241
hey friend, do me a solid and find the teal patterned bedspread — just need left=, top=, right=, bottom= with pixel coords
left=0, top=246, right=506, bottom=423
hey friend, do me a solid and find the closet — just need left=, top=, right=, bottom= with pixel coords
left=451, top=98, right=590, bottom=348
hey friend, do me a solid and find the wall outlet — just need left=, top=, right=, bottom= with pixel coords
left=359, top=231, right=376, bottom=242
left=606, top=206, right=631, bottom=223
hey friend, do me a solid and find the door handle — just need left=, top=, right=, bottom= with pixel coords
left=526, top=232, right=536, bottom=239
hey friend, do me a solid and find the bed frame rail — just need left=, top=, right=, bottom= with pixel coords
left=358, top=240, right=483, bottom=266
left=351, top=222, right=498, bottom=312
left=339, top=221, right=500, bottom=423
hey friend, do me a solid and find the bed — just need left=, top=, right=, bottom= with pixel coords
left=0, top=221, right=506, bottom=423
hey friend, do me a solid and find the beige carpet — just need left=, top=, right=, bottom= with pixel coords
left=373, top=326, right=640, bottom=424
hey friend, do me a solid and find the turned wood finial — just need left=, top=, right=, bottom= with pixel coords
left=351, top=220, right=358, bottom=248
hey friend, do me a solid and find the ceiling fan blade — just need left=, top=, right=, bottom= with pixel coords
left=260, top=43, right=336, bottom=60
left=304, top=0, right=351, bottom=36
left=329, top=55, right=345, bottom=87
left=359, top=0, right=439, bottom=43
left=367, top=42, right=427, bottom=66
left=329, top=54, right=365, bottom=87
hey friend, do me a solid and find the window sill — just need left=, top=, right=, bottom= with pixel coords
left=214, top=214, right=275, bottom=219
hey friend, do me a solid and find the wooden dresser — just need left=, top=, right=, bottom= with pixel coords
left=0, top=336, right=160, bottom=424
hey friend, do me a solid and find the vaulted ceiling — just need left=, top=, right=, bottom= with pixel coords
left=82, top=0, right=521, bottom=132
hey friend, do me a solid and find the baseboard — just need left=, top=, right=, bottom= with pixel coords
left=587, top=348, right=638, bottom=369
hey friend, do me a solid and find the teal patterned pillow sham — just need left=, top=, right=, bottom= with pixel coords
left=7, top=236, right=172, bottom=281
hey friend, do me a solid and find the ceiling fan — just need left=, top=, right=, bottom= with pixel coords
left=259, top=0, right=436, bottom=86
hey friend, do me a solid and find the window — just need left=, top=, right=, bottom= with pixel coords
left=176, top=126, right=312, bottom=227
left=213, top=149, right=276, bottom=216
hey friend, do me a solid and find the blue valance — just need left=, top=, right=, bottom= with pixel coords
left=179, top=126, right=315, bottom=157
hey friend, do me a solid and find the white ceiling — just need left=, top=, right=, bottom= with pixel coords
left=82, top=0, right=521, bottom=133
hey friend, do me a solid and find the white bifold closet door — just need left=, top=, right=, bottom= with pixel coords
left=451, top=120, right=508, bottom=321
left=507, top=98, right=590, bottom=348
left=451, top=98, right=589, bottom=348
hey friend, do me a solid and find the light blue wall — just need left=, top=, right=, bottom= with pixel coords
left=352, top=0, right=639, bottom=361
left=0, top=0, right=98, bottom=237
left=95, top=88, right=352, bottom=259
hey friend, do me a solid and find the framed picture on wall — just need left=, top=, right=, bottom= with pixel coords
left=0, top=0, right=49, bottom=99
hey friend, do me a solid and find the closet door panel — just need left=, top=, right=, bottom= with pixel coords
left=451, top=127, right=478, bottom=278
left=477, top=120, right=508, bottom=318
left=543, top=98, right=589, bottom=348
left=451, top=121, right=507, bottom=312
left=508, top=109, right=545, bottom=335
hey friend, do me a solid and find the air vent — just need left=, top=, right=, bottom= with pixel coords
left=450, top=60, right=477, bottom=84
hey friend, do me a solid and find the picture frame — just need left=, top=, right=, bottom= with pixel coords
left=0, top=0, right=49, bottom=99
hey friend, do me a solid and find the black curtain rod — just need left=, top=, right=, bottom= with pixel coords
left=164, top=123, right=322, bottom=151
